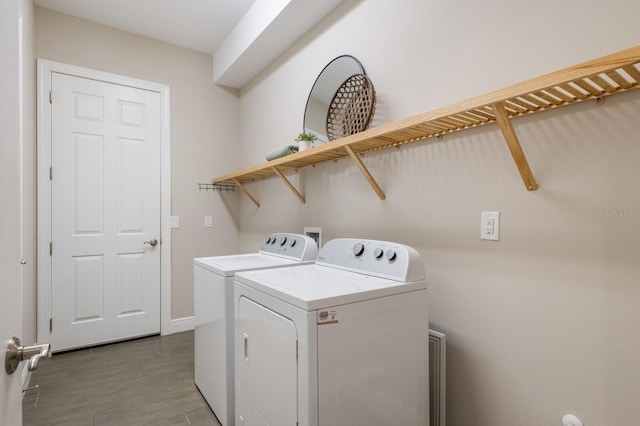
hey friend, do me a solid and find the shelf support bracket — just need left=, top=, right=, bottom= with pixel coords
left=271, top=167, right=306, bottom=204
left=345, top=146, right=386, bottom=200
left=231, top=178, right=260, bottom=207
left=492, top=102, right=538, bottom=191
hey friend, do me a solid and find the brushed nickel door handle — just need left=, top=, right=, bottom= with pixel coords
left=143, top=239, right=158, bottom=247
left=5, top=337, right=51, bottom=374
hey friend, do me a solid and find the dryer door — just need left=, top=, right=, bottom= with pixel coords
left=237, top=296, right=298, bottom=425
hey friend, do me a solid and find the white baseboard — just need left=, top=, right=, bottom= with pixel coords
left=167, top=316, right=195, bottom=334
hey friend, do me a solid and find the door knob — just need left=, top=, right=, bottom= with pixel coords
left=5, top=337, right=51, bottom=375
left=143, top=239, right=158, bottom=247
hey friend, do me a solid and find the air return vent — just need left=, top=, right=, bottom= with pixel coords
left=429, top=329, right=446, bottom=426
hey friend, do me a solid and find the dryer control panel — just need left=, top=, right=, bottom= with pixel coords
left=258, top=233, right=319, bottom=261
left=316, top=238, right=425, bottom=282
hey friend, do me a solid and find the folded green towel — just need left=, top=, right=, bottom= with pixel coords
left=266, top=144, right=299, bottom=161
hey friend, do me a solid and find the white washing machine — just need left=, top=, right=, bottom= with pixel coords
left=194, top=233, right=319, bottom=426
left=233, top=238, right=429, bottom=426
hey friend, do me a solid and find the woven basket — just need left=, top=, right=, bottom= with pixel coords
left=326, top=74, right=376, bottom=141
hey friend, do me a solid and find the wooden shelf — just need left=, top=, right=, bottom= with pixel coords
left=213, top=45, right=640, bottom=207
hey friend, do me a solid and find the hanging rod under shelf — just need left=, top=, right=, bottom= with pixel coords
left=198, top=182, right=236, bottom=192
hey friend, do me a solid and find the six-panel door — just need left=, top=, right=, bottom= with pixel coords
left=50, top=72, right=161, bottom=351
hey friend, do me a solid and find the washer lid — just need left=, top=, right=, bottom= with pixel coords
left=194, top=253, right=302, bottom=277
left=235, top=264, right=426, bottom=311
left=193, top=233, right=318, bottom=277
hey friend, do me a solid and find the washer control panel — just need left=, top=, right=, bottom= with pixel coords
left=258, top=233, right=318, bottom=261
left=316, top=238, right=425, bottom=282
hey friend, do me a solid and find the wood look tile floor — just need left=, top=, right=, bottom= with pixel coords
left=22, top=331, right=221, bottom=426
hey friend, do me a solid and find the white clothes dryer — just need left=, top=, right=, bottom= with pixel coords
left=233, top=238, right=428, bottom=426
left=194, top=233, right=318, bottom=426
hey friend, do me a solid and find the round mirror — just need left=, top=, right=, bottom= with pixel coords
left=303, top=55, right=367, bottom=144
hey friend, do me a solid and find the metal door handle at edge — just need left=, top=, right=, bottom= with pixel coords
left=143, top=239, right=158, bottom=247
left=5, top=337, right=51, bottom=375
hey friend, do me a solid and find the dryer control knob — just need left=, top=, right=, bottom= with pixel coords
left=353, top=243, right=365, bottom=256
left=290, top=239, right=297, bottom=247
left=374, top=248, right=384, bottom=259
left=279, top=236, right=288, bottom=246
left=265, top=236, right=272, bottom=244
left=386, top=249, right=397, bottom=261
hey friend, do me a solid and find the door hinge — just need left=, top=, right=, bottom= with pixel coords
left=49, top=242, right=53, bottom=256
left=49, top=90, right=53, bottom=104
left=49, top=318, right=53, bottom=332
left=49, top=166, right=53, bottom=180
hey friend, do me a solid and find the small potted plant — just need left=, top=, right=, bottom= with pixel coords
left=295, top=132, right=318, bottom=152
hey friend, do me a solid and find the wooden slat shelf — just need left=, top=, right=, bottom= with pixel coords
left=213, top=45, right=640, bottom=206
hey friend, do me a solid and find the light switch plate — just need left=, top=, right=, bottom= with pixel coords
left=481, top=211, right=500, bottom=241
left=170, top=216, right=179, bottom=229
left=204, top=216, right=213, bottom=228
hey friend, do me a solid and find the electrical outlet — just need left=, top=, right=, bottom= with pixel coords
left=481, top=212, right=500, bottom=241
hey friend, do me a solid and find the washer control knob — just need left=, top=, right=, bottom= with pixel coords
left=353, top=242, right=365, bottom=257
left=290, top=239, right=297, bottom=247
left=279, top=236, right=288, bottom=246
left=374, top=248, right=384, bottom=259
left=386, top=249, right=397, bottom=261
left=265, top=237, right=272, bottom=244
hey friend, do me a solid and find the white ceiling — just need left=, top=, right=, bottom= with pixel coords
left=33, top=0, right=257, bottom=54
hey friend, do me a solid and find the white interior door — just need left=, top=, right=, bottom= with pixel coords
left=1, top=0, right=25, bottom=422
left=0, top=124, right=24, bottom=424
left=236, top=296, right=298, bottom=426
left=49, top=72, right=161, bottom=352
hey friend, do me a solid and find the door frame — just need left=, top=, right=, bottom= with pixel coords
left=36, top=59, right=172, bottom=344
